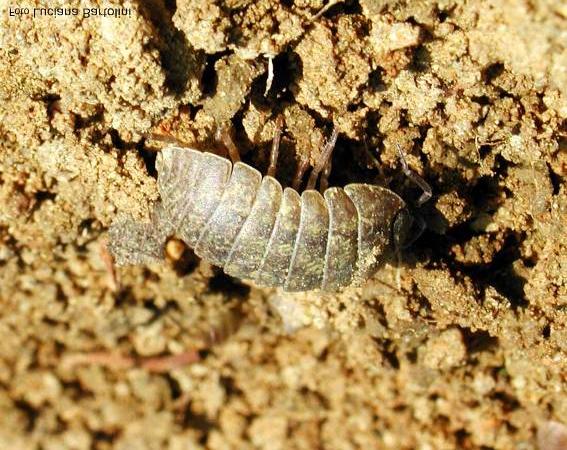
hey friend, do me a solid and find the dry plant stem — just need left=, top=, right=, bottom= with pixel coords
left=310, top=0, right=343, bottom=22
left=264, top=54, right=275, bottom=97
left=396, top=145, right=432, bottom=206
left=267, top=115, right=284, bottom=177
left=306, top=127, right=339, bottom=190
left=62, top=349, right=200, bottom=373
left=140, top=351, right=200, bottom=372
left=99, top=238, right=118, bottom=292
left=61, top=351, right=135, bottom=371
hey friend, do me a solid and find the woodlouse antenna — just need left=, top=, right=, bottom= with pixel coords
left=306, top=127, right=339, bottom=190
left=267, top=115, right=284, bottom=177
left=396, top=145, right=432, bottom=206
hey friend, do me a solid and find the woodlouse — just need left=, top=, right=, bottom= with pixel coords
left=109, top=124, right=424, bottom=292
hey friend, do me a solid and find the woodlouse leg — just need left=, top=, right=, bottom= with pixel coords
left=267, top=115, right=284, bottom=177
left=364, top=140, right=387, bottom=186
left=306, top=127, right=339, bottom=190
left=217, top=126, right=241, bottom=163
left=319, top=154, right=333, bottom=192
left=292, top=156, right=311, bottom=190
left=396, top=145, right=432, bottom=206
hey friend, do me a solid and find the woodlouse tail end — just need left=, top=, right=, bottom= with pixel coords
left=107, top=216, right=166, bottom=266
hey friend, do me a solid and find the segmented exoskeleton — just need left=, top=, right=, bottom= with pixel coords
left=109, top=146, right=412, bottom=292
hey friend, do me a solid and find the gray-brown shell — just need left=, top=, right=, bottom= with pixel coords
left=109, top=147, right=408, bottom=292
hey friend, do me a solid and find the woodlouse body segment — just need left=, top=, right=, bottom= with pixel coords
left=322, top=188, right=358, bottom=291
left=194, top=161, right=262, bottom=267
left=255, top=188, right=301, bottom=287
left=177, top=153, right=232, bottom=247
left=285, top=190, right=330, bottom=291
left=223, top=175, right=282, bottom=280
left=110, top=145, right=409, bottom=292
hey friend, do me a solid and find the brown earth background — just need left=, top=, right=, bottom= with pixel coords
left=0, top=0, right=566, bottom=449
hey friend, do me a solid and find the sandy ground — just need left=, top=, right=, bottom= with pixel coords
left=0, top=0, right=566, bottom=449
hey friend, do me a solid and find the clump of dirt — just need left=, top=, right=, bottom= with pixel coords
left=0, top=0, right=565, bottom=449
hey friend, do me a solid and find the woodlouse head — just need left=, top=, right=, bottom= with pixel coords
left=392, top=207, right=419, bottom=250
